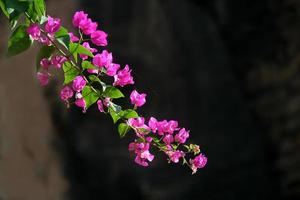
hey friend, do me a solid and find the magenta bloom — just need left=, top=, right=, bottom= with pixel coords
left=72, top=11, right=88, bottom=27
left=190, top=154, right=207, bottom=174
left=69, top=32, right=79, bottom=42
left=45, top=16, right=61, bottom=33
left=129, top=141, right=154, bottom=167
left=174, top=128, right=189, bottom=144
left=106, top=63, right=120, bottom=76
left=75, top=98, right=86, bottom=113
left=80, top=42, right=97, bottom=60
left=165, top=120, right=179, bottom=134
left=40, top=58, right=51, bottom=70
left=130, top=90, right=146, bottom=107
left=97, top=100, right=104, bottom=112
left=37, top=72, right=49, bottom=86
left=113, top=65, right=134, bottom=87
left=92, top=50, right=113, bottom=68
left=27, top=24, right=41, bottom=40
left=91, top=30, right=108, bottom=46
left=60, top=86, right=74, bottom=101
left=103, top=97, right=110, bottom=107
left=156, top=120, right=169, bottom=135
left=38, top=34, right=52, bottom=46
left=163, top=134, right=174, bottom=145
left=72, top=76, right=86, bottom=92
left=127, top=117, right=149, bottom=130
left=51, top=55, right=67, bottom=68
left=167, top=150, right=185, bottom=163
left=79, top=18, right=98, bottom=35
left=148, top=117, right=158, bottom=133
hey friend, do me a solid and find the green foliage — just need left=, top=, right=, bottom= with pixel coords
left=7, top=25, right=32, bottom=57
left=103, top=86, right=124, bottom=99
left=82, top=86, right=100, bottom=109
left=118, top=123, right=131, bottom=138
left=55, top=26, right=70, bottom=49
left=88, top=75, right=101, bottom=84
left=120, top=109, right=138, bottom=119
left=69, top=43, right=94, bottom=57
left=2, top=0, right=30, bottom=28
left=109, top=107, right=121, bottom=124
left=33, top=0, right=45, bottom=17
left=82, top=60, right=96, bottom=70
left=62, top=61, right=80, bottom=84
left=36, top=45, right=55, bottom=71
left=0, top=0, right=9, bottom=18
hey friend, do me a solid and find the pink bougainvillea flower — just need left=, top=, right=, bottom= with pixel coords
left=45, top=16, right=61, bottom=33
left=103, top=97, right=111, bottom=107
left=97, top=100, right=104, bottom=112
left=127, top=117, right=149, bottom=130
left=92, top=50, right=113, bottom=68
left=113, top=65, right=134, bottom=87
left=87, top=69, right=99, bottom=74
left=72, top=76, right=86, bottom=92
left=37, top=34, right=52, bottom=46
left=80, top=42, right=97, bottom=60
left=167, top=150, right=185, bottom=163
left=163, top=134, right=174, bottom=145
left=79, top=18, right=98, bottom=35
left=51, top=55, right=67, bottom=68
left=37, top=72, right=49, bottom=86
left=106, top=63, right=120, bottom=76
left=156, top=120, right=169, bottom=135
left=91, top=30, right=108, bottom=46
left=129, top=141, right=154, bottom=167
left=148, top=117, right=158, bottom=133
left=27, top=24, right=41, bottom=40
left=69, top=32, right=79, bottom=42
left=174, top=128, right=189, bottom=144
left=75, top=98, right=86, bottom=113
left=130, top=90, right=146, bottom=107
left=165, top=120, right=179, bottom=134
left=190, top=154, right=207, bottom=174
left=60, top=86, right=74, bottom=101
left=40, top=58, right=51, bottom=70
left=72, top=11, right=88, bottom=27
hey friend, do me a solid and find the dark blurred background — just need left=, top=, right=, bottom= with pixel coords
left=1, top=0, right=300, bottom=199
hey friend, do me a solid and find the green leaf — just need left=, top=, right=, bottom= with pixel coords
left=4, top=0, right=30, bottom=27
left=88, top=75, right=101, bottom=83
left=109, top=107, right=121, bottom=124
left=33, top=0, right=45, bottom=17
left=36, top=45, right=55, bottom=71
left=7, top=25, right=32, bottom=57
left=103, top=86, right=124, bottom=99
left=69, top=42, right=94, bottom=57
left=62, top=61, right=80, bottom=84
left=118, top=123, right=131, bottom=138
left=0, top=0, right=9, bottom=18
left=82, top=86, right=100, bottom=109
left=120, top=109, right=138, bottom=119
left=55, top=26, right=70, bottom=49
left=82, top=60, right=96, bottom=70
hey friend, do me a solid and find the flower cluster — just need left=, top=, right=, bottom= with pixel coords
left=25, top=10, right=207, bottom=174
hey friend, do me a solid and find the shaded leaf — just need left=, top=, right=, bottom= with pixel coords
left=55, top=26, right=70, bottom=49
left=118, top=123, right=131, bottom=138
left=69, top=42, right=94, bottom=57
left=7, top=25, right=32, bottom=57
left=62, top=61, right=79, bottom=84
left=121, top=109, right=138, bottom=119
left=104, top=86, right=124, bottom=99
left=109, top=107, right=121, bottom=124
left=82, top=86, right=100, bottom=109
left=82, top=60, right=96, bottom=70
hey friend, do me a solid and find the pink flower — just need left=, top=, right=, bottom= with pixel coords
left=156, top=120, right=169, bottom=135
left=163, top=134, right=174, bottom=145
left=127, top=117, right=148, bottom=129
left=79, top=18, right=98, bottom=35
left=80, top=42, right=97, bottom=60
left=190, top=154, right=207, bottom=174
left=130, top=90, right=146, bottom=107
left=51, top=55, right=67, bottom=68
left=60, top=86, right=74, bottom=101
left=45, top=16, right=61, bottom=33
left=72, top=76, right=86, bottom=92
left=91, top=30, right=108, bottom=46
left=92, top=50, right=113, bottom=68
left=37, top=72, right=49, bottom=86
left=129, top=141, right=154, bottom=167
left=167, top=150, right=185, bottom=163
left=174, top=128, right=189, bottom=144
left=87, top=69, right=99, bottom=74
left=38, top=34, right=52, bottom=46
left=113, top=65, right=134, bottom=87
left=97, top=100, right=104, bottom=112
left=27, top=24, right=41, bottom=40
left=106, top=63, right=120, bottom=76
left=75, top=98, right=86, bottom=113
left=165, top=120, right=179, bottom=134
left=72, top=11, right=88, bottom=27
left=103, top=97, right=110, bottom=107
left=148, top=117, right=158, bottom=133
left=69, top=32, right=79, bottom=42
left=40, top=58, right=51, bottom=70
